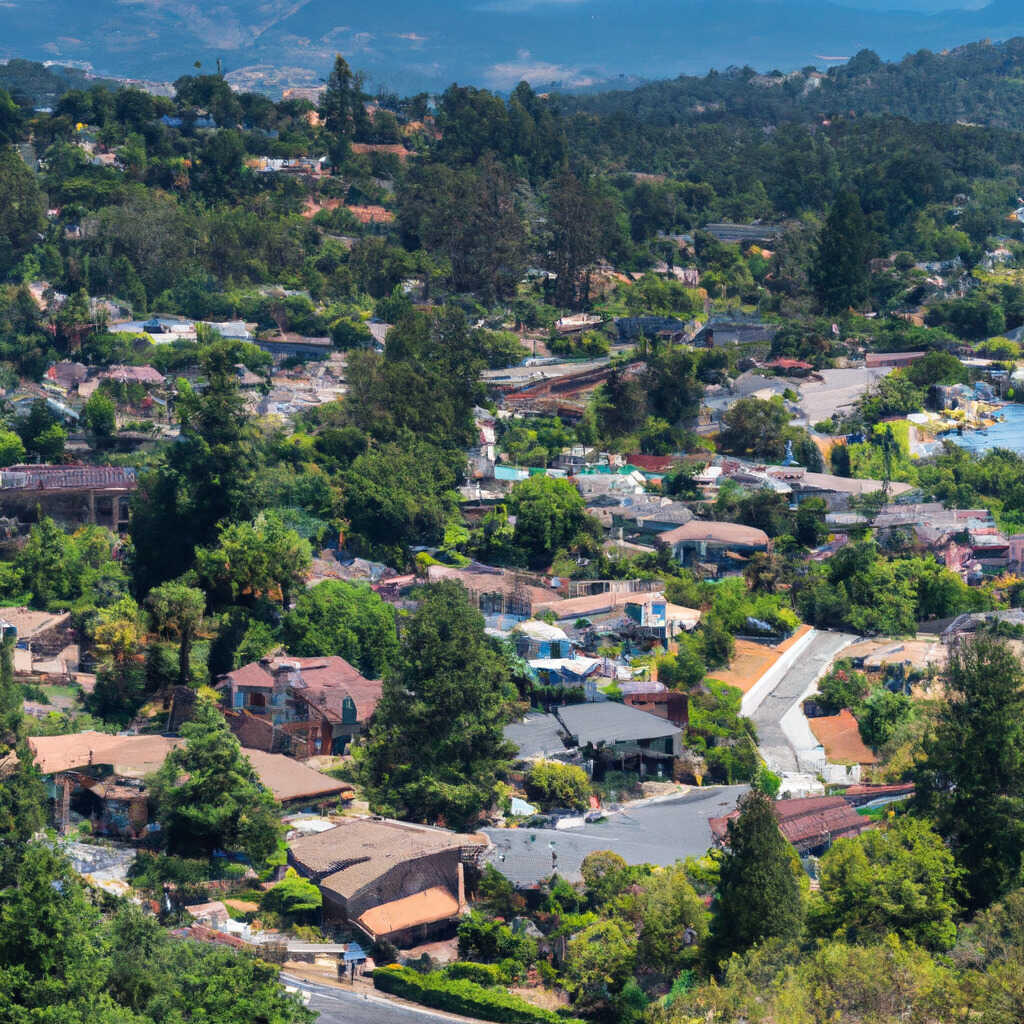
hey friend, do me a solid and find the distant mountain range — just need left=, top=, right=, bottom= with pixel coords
left=3, top=0, right=1024, bottom=95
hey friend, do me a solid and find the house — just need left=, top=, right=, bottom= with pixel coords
left=0, top=606, right=76, bottom=677
left=504, top=703, right=683, bottom=766
left=763, top=357, right=813, bottom=376
left=711, top=795, right=873, bottom=856
left=865, top=352, right=925, bottom=369
left=621, top=689, right=689, bottom=728
left=28, top=731, right=350, bottom=836
left=98, top=365, right=166, bottom=387
left=424, top=563, right=554, bottom=619
left=0, top=464, right=136, bottom=531
left=511, top=620, right=575, bottom=660
left=220, top=655, right=382, bottom=757
left=658, top=520, right=770, bottom=572
left=287, top=818, right=487, bottom=946
left=765, top=466, right=915, bottom=510
left=608, top=497, right=694, bottom=536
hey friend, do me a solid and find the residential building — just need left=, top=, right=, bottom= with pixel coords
left=864, top=351, right=925, bottom=369
left=219, top=655, right=382, bottom=757
left=765, top=466, right=915, bottom=510
left=711, top=795, right=873, bottom=856
left=0, top=464, right=136, bottom=531
left=287, top=818, right=487, bottom=946
left=28, top=731, right=350, bottom=836
left=658, top=520, right=770, bottom=572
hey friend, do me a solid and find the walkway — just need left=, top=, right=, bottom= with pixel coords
left=750, top=630, right=856, bottom=773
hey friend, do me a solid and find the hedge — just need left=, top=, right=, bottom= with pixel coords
left=373, top=965, right=584, bottom=1024
left=443, top=961, right=508, bottom=986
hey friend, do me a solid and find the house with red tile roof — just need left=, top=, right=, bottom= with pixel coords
left=219, top=655, right=382, bottom=757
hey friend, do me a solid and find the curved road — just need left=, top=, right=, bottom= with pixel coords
left=751, top=630, right=856, bottom=773
left=282, top=973, right=465, bottom=1024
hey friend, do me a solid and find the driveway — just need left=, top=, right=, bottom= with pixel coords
left=750, top=630, right=856, bottom=773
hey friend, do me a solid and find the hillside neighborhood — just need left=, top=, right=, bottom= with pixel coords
left=4, top=42, right=1024, bottom=1024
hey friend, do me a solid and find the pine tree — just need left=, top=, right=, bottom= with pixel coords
left=354, top=581, right=515, bottom=831
left=913, top=634, right=1024, bottom=910
left=811, top=189, right=873, bottom=314
left=709, top=788, right=805, bottom=964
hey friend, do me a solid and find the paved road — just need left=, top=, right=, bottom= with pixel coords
left=751, top=630, right=856, bottom=773
left=282, top=974, right=456, bottom=1024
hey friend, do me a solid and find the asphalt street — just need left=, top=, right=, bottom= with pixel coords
left=751, top=630, right=857, bottom=773
left=281, top=973, right=458, bottom=1024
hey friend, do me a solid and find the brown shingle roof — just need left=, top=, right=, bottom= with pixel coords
left=289, top=818, right=485, bottom=899
left=711, top=795, right=872, bottom=850
left=242, top=749, right=353, bottom=803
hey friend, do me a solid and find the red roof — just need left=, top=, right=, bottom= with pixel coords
left=711, top=796, right=872, bottom=851
left=225, top=656, right=382, bottom=721
left=764, top=357, right=813, bottom=370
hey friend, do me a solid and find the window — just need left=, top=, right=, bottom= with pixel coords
left=342, top=696, right=357, bottom=725
left=233, top=690, right=244, bottom=708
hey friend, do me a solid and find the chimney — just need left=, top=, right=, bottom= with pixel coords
left=456, top=861, right=466, bottom=913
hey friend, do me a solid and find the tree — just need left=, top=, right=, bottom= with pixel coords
left=147, top=580, right=206, bottom=687
left=858, top=686, right=913, bottom=749
left=637, top=864, right=708, bottom=975
left=319, top=55, right=366, bottom=168
left=811, top=816, right=960, bottom=951
left=718, top=397, right=790, bottom=460
left=709, top=788, right=804, bottom=964
left=564, top=918, right=637, bottom=1012
left=150, top=698, right=280, bottom=864
left=548, top=170, right=612, bottom=309
left=581, top=850, right=630, bottom=907
left=0, top=740, right=46, bottom=886
left=81, top=390, right=116, bottom=438
left=260, top=867, right=322, bottom=924
left=509, top=475, right=591, bottom=568
left=196, top=510, right=312, bottom=610
left=281, top=579, right=398, bottom=678
left=914, top=634, right=1024, bottom=910
left=0, top=429, right=24, bottom=467
left=812, top=189, right=873, bottom=313
left=524, top=760, right=590, bottom=811
left=0, top=144, right=44, bottom=277
left=354, top=582, right=515, bottom=831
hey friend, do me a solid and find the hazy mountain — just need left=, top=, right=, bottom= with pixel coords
left=2, top=0, right=1024, bottom=94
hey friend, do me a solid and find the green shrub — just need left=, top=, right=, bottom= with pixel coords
left=373, top=965, right=584, bottom=1024
left=524, top=760, right=590, bottom=811
left=443, top=961, right=508, bottom=986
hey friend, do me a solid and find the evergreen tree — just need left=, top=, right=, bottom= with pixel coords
left=811, top=189, right=873, bottom=313
left=319, top=55, right=368, bottom=169
left=354, top=581, right=515, bottom=830
left=914, top=635, right=1024, bottom=911
left=150, top=698, right=280, bottom=864
left=709, top=788, right=805, bottom=964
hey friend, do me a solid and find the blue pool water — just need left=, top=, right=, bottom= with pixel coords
left=950, top=403, right=1024, bottom=454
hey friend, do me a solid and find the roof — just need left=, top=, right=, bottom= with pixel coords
left=425, top=564, right=554, bottom=609
left=28, top=730, right=346, bottom=801
left=29, top=732, right=182, bottom=776
left=768, top=468, right=914, bottom=498
left=557, top=703, right=680, bottom=746
left=710, top=795, right=872, bottom=850
left=100, top=365, right=165, bottom=384
left=356, top=886, right=460, bottom=940
left=808, top=710, right=878, bottom=765
left=288, top=818, right=485, bottom=900
left=622, top=453, right=683, bottom=473
left=186, top=901, right=228, bottom=920
left=0, top=465, right=137, bottom=492
left=241, top=749, right=353, bottom=803
left=224, top=656, right=382, bottom=721
left=658, top=520, right=770, bottom=547
left=512, top=619, right=570, bottom=643
left=504, top=713, right=567, bottom=759
left=0, top=606, right=71, bottom=639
